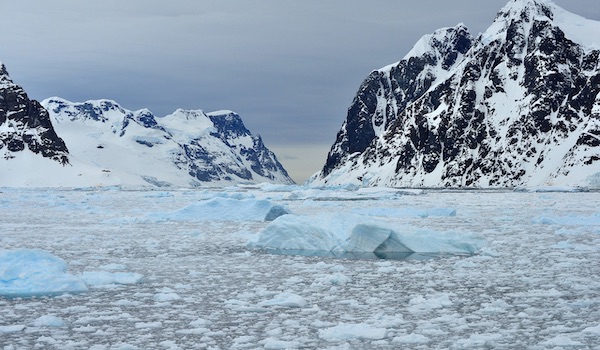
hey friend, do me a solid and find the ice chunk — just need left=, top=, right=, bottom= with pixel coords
left=263, top=338, right=301, bottom=349
left=319, top=323, right=388, bottom=340
left=0, top=325, right=25, bottom=333
left=0, top=249, right=88, bottom=297
left=80, top=271, right=144, bottom=286
left=582, top=324, right=600, bottom=334
left=148, top=197, right=288, bottom=222
left=249, top=214, right=486, bottom=258
left=264, top=204, right=291, bottom=221
left=542, top=335, right=583, bottom=346
left=392, top=333, right=431, bottom=344
left=259, top=292, right=307, bottom=308
left=533, top=213, right=600, bottom=226
left=354, top=207, right=456, bottom=218
left=32, top=315, right=66, bottom=328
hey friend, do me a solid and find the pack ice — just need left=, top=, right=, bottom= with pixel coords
left=148, top=197, right=290, bottom=222
left=248, top=213, right=486, bottom=258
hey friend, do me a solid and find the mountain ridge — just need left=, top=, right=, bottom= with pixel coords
left=0, top=62, right=293, bottom=187
left=312, top=0, right=600, bottom=188
left=0, top=62, right=70, bottom=166
left=40, top=97, right=294, bottom=187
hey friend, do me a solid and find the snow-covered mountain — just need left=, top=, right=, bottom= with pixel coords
left=0, top=62, right=293, bottom=187
left=311, top=0, right=600, bottom=188
left=36, top=97, right=294, bottom=187
left=0, top=62, right=69, bottom=165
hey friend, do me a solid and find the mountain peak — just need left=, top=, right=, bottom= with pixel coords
left=490, top=0, right=555, bottom=32
left=484, top=0, right=600, bottom=49
left=313, top=0, right=600, bottom=188
left=0, top=61, right=7, bottom=76
left=0, top=61, right=14, bottom=87
left=402, top=23, right=471, bottom=61
left=0, top=63, right=70, bottom=165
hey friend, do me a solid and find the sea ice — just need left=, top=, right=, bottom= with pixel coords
left=148, top=197, right=289, bottom=222
left=32, top=315, right=66, bottom=327
left=583, top=324, right=600, bottom=334
left=80, top=271, right=145, bottom=286
left=533, top=213, right=600, bottom=226
left=392, top=333, right=431, bottom=344
left=1, top=188, right=599, bottom=349
left=319, top=323, right=388, bottom=340
left=0, top=249, right=88, bottom=297
left=258, top=292, right=308, bottom=308
left=354, top=207, right=456, bottom=218
left=249, top=213, right=485, bottom=258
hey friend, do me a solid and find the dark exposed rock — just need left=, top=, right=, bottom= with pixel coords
left=0, top=63, right=69, bottom=164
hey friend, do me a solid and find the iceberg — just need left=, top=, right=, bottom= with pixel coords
left=248, top=214, right=486, bottom=259
left=0, top=249, right=88, bottom=297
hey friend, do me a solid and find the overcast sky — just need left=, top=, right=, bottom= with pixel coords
left=2, top=0, right=599, bottom=182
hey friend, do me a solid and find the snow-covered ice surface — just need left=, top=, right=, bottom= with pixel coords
left=1, top=186, right=600, bottom=349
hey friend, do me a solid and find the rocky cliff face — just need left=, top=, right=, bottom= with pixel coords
left=0, top=63, right=69, bottom=164
left=313, top=0, right=600, bottom=188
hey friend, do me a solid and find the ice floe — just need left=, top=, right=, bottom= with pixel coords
left=0, top=249, right=88, bottom=297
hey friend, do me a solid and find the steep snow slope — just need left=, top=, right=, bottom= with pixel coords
left=38, top=98, right=294, bottom=187
left=313, top=0, right=600, bottom=188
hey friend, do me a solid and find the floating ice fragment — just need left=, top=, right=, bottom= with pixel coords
left=542, top=335, right=583, bottom=346
left=32, top=315, right=66, bottom=327
left=392, top=333, right=430, bottom=344
left=583, top=324, right=600, bottom=334
left=263, top=338, right=301, bottom=349
left=407, top=293, right=453, bottom=313
left=532, top=213, right=600, bottom=226
left=312, top=273, right=352, bottom=286
left=0, top=325, right=25, bottom=333
left=154, top=292, right=182, bottom=302
left=135, top=321, right=162, bottom=329
left=0, top=249, right=88, bottom=297
left=319, top=323, right=388, bottom=341
left=354, top=207, right=456, bottom=218
left=259, top=292, right=307, bottom=308
left=80, top=271, right=144, bottom=286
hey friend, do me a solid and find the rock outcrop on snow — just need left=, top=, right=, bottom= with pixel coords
left=0, top=62, right=69, bottom=165
left=312, top=0, right=600, bottom=188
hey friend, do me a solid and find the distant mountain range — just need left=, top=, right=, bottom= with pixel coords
left=310, top=0, right=600, bottom=188
left=0, top=64, right=293, bottom=187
